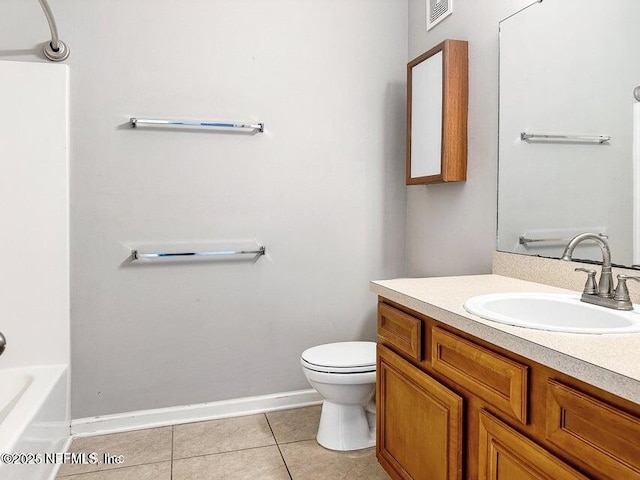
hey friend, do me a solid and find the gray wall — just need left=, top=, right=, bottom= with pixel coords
left=406, top=0, right=530, bottom=276
left=0, top=0, right=408, bottom=418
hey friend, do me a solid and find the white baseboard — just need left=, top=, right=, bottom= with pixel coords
left=71, top=389, right=322, bottom=438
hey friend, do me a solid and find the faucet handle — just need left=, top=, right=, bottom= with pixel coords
left=575, top=268, right=598, bottom=295
left=613, top=275, right=640, bottom=302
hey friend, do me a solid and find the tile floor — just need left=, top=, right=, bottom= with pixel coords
left=56, top=405, right=391, bottom=480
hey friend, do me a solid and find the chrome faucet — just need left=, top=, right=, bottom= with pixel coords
left=562, top=233, right=639, bottom=310
left=0, top=331, right=6, bottom=357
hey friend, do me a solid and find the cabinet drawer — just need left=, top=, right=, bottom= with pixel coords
left=478, top=409, right=588, bottom=480
left=378, top=303, right=422, bottom=361
left=546, top=379, right=640, bottom=479
left=431, top=327, right=528, bottom=424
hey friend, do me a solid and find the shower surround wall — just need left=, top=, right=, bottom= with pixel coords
left=0, top=61, right=70, bottom=369
left=0, top=0, right=408, bottom=418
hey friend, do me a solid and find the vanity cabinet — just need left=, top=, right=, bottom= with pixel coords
left=376, top=298, right=640, bottom=480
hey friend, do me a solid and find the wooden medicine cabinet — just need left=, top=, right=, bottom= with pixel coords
left=406, top=39, right=468, bottom=185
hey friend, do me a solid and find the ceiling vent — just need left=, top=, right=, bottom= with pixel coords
left=427, top=0, right=453, bottom=31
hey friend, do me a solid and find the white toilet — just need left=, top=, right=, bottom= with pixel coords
left=300, top=341, right=376, bottom=451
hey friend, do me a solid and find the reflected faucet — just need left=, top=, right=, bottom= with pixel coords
left=562, top=233, right=640, bottom=310
left=0, top=331, right=6, bottom=357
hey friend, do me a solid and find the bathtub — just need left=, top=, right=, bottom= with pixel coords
left=0, top=365, right=70, bottom=480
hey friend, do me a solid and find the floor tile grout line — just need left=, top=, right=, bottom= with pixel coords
left=264, top=413, right=293, bottom=480
left=56, top=460, right=171, bottom=479
left=170, top=425, right=174, bottom=480
left=172, top=442, right=280, bottom=462
left=276, top=437, right=317, bottom=446
left=57, top=426, right=175, bottom=477
left=55, top=459, right=153, bottom=478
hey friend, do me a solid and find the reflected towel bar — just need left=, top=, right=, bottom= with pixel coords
left=132, top=246, right=266, bottom=260
left=130, top=118, right=264, bottom=132
left=519, top=233, right=607, bottom=246
left=520, top=132, right=610, bottom=144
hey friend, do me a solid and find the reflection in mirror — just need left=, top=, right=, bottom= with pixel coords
left=410, top=51, right=443, bottom=179
left=497, top=0, right=640, bottom=267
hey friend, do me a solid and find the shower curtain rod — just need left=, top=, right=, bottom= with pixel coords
left=37, top=0, right=69, bottom=61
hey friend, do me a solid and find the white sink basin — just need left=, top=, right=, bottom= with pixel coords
left=464, top=293, right=640, bottom=334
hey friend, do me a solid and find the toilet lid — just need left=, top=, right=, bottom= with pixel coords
left=301, top=341, right=376, bottom=373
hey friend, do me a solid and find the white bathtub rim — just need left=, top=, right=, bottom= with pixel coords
left=0, top=364, right=68, bottom=453
left=46, top=435, right=72, bottom=480
left=0, top=373, right=33, bottom=425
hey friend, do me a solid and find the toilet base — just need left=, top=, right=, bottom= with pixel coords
left=316, top=401, right=375, bottom=451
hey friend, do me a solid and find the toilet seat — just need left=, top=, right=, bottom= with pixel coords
left=301, top=341, right=376, bottom=374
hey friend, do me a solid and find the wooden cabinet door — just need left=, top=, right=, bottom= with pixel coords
left=478, top=410, right=588, bottom=480
left=377, top=345, right=463, bottom=480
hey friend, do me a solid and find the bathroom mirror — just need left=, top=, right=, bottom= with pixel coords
left=406, top=39, right=468, bottom=185
left=497, top=0, right=640, bottom=267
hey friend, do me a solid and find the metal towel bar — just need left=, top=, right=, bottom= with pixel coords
left=130, top=118, right=264, bottom=132
left=132, top=246, right=266, bottom=260
left=519, top=233, right=607, bottom=246
left=520, top=132, right=610, bottom=144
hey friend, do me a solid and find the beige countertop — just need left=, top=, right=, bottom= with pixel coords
left=370, top=274, right=640, bottom=405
